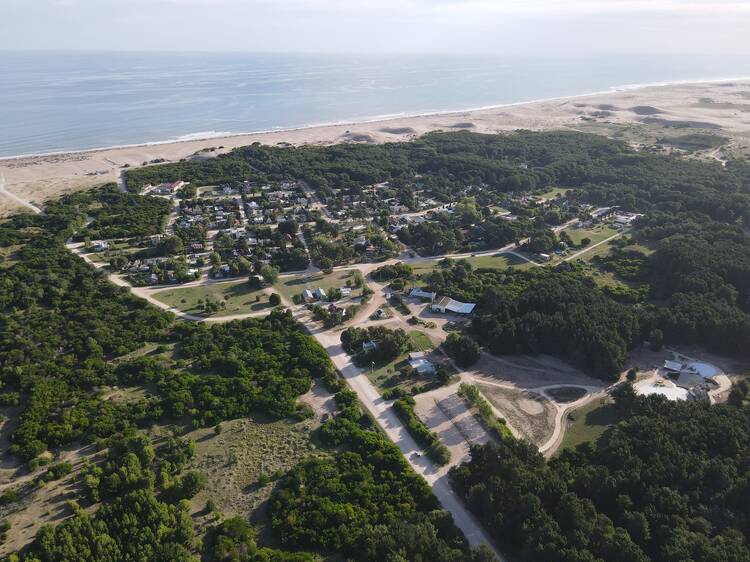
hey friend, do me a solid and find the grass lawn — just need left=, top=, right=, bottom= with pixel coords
left=537, top=187, right=571, bottom=200
left=274, top=269, right=360, bottom=303
left=409, top=330, right=435, bottom=351
left=410, top=260, right=440, bottom=276
left=111, top=342, right=179, bottom=364
left=152, top=280, right=272, bottom=317
left=565, top=224, right=619, bottom=247
left=411, top=252, right=532, bottom=275
left=621, top=242, right=656, bottom=256
left=464, top=252, right=532, bottom=270
left=559, top=397, right=624, bottom=452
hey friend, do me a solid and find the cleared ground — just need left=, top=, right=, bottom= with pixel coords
left=151, top=280, right=272, bottom=317
left=476, top=383, right=556, bottom=447
left=413, top=385, right=493, bottom=469
left=471, top=353, right=602, bottom=388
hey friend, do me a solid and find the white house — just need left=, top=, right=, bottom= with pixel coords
left=313, top=287, right=327, bottom=300
left=431, top=296, right=476, bottom=314
left=409, top=357, right=436, bottom=375
left=409, top=288, right=436, bottom=302
left=362, top=340, right=379, bottom=353
left=302, top=289, right=315, bottom=302
left=341, top=287, right=352, bottom=297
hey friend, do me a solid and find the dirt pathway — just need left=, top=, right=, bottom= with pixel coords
left=0, top=172, right=42, bottom=214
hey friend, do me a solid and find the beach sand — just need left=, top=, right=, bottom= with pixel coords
left=3, top=79, right=750, bottom=216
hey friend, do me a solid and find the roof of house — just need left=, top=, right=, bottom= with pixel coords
left=433, top=296, right=476, bottom=314
left=664, top=360, right=684, bottom=372
left=408, top=351, right=427, bottom=361
left=410, top=288, right=436, bottom=300
left=409, top=358, right=436, bottom=373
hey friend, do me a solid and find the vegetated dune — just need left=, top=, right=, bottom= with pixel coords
left=630, top=105, right=663, bottom=115
left=380, top=126, right=416, bottom=134
left=341, top=132, right=376, bottom=143
left=641, top=116, right=723, bottom=130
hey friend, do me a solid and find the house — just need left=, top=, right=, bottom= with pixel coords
left=341, top=287, right=352, bottom=297
left=431, top=296, right=476, bottom=315
left=154, top=180, right=185, bottom=195
left=362, top=340, right=379, bottom=353
left=663, top=360, right=684, bottom=373
left=409, top=288, right=436, bottom=302
left=591, top=206, right=619, bottom=220
left=313, top=287, right=327, bottom=300
left=613, top=213, right=640, bottom=227
left=91, top=240, right=109, bottom=252
left=408, top=351, right=427, bottom=361
left=409, top=357, right=436, bottom=375
left=302, top=289, right=315, bottom=302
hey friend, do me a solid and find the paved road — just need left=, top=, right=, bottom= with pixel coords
left=310, top=313, right=504, bottom=559
left=37, top=188, right=511, bottom=557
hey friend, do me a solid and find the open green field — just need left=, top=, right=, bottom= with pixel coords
left=82, top=243, right=143, bottom=264
left=538, top=187, right=571, bottom=200
left=409, top=330, right=435, bottom=351
left=559, top=397, right=624, bottom=452
left=565, top=224, right=619, bottom=246
left=184, top=414, right=328, bottom=541
left=274, top=269, right=360, bottom=303
left=152, top=280, right=272, bottom=316
left=411, top=252, right=532, bottom=275
left=464, top=252, right=533, bottom=270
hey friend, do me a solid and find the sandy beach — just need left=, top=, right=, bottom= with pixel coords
left=2, top=79, right=750, bottom=216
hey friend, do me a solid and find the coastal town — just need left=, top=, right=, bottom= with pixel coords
left=1, top=83, right=750, bottom=561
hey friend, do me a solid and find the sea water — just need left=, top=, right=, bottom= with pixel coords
left=1, top=51, right=750, bottom=158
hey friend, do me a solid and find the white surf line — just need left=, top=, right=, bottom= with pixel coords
left=0, top=173, right=42, bottom=214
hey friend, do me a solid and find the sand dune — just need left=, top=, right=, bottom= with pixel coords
left=2, top=79, right=750, bottom=216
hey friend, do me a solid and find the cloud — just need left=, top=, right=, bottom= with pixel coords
left=3, top=0, right=750, bottom=54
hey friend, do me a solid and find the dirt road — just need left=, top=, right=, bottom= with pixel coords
left=0, top=172, right=42, bottom=214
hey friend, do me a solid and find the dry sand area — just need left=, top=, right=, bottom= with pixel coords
left=463, top=353, right=607, bottom=451
left=413, top=384, right=493, bottom=469
left=3, top=79, right=750, bottom=216
left=475, top=383, right=556, bottom=447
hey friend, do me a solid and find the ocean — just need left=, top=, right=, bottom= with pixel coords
left=2, top=51, right=750, bottom=158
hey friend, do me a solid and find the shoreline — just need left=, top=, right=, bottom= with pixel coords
left=3, top=74, right=750, bottom=162
left=3, top=76, right=750, bottom=217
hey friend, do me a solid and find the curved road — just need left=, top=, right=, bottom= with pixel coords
left=34, top=192, right=508, bottom=558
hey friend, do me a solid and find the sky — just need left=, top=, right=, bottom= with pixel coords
left=3, top=0, right=750, bottom=55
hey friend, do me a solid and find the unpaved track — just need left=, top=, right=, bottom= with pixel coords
left=0, top=172, right=42, bottom=214
left=40, top=197, right=503, bottom=558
